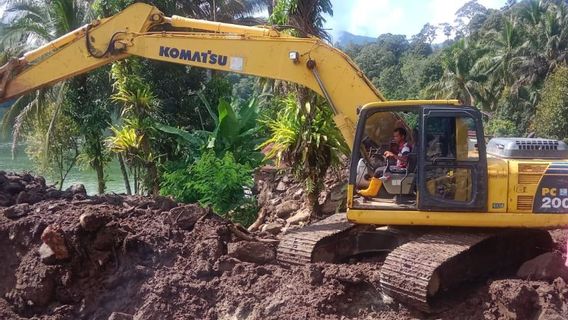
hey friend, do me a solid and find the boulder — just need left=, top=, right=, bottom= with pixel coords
left=41, top=225, right=69, bottom=260
left=80, top=212, right=111, bottom=232
left=517, top=252, right=568, bottom=281
left=0, top=193, right=11, bottom=207
left=261, top=222, right=284, bottom=235
left=274, top=200, right=300, bottom=219
left=227, top=241, right=276, bottom=264
left=168, top=204, right=209, bottom=230
left=286, top=208, right=310, bottom=225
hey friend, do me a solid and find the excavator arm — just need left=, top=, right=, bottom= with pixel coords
left=0, top=3, right=385, bottom=148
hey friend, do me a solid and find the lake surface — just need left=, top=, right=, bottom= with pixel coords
left=0, top=142, right=129, bottom=195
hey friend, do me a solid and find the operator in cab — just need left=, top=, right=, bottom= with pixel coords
left=358, top=127, right=411, bottom=197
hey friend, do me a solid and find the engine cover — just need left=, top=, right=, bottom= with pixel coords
left=487, top=137, right=568, bottom=159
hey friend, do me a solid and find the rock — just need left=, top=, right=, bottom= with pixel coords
left=274, top=200, right=300, bottom=219
left=261, top=222, right=284, bottom=235
left=4, top=181, right=24, bottom=194
left=282, top=175, right=291, bottom=183
left=286, top=208, right=310, bottom=225
left=66, top=183, right=86, bottom=196
left=538, top=308, right=565, bottom=320
left=168, top=204, right=209, bottom=230
left=517, top=252, right=568, bottom=281
left=39, top=243, right=57, bottom=265
left=108, top=312, right=133, bottom=320
left=2, top=203, right=30, bottom=219
left=80, top=212, right=110, bottom=232
left=227, top=241, right=276, bottom=264
left=276, top=181, right=287, bottom=192
left=293, top=188, right=303, bottom=200
left=41, top=225, right=69, bottom=260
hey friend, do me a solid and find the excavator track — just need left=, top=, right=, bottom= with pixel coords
left=277, top=215, right=553, bottom=312
left=277, top=213, right=358, bottom=265
left=380, top=229, right=553, bottom=312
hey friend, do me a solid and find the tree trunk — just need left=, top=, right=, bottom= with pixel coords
left=147, top=163, right=160, bottom=196
left=118, top=153, right=132, bottom=195
left=94, top=160, right=106, bottom=194
left=305, top=188, right=321, bottom=222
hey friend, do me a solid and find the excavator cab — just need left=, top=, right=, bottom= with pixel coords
left=349, top=102, right=488, bottom=213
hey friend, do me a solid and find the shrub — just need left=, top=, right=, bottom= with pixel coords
left=160, top=151, right=256, bottom=225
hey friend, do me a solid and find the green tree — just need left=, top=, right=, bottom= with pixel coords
left=24, top=99, right=81, bottom=190
left=533, top=65, right=568, bottom=141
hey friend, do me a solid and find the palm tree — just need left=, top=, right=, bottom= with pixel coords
left=475, top=18, right=525, bottom=88
left=425, top=39, right=487, bottom=107
left=0, top=0, right=104, bottom=189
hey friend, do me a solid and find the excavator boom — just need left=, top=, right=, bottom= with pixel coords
left=0, top=3, right=385, bottom=148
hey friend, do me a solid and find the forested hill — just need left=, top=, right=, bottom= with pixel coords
left=334, top=31, right=376, bottom=47
left=337, top=0, right=568, bottom=141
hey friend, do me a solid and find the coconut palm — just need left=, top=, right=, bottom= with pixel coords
left=425, top=39, right=487, bottom=107
left=0, top=0, right=99, bottom=187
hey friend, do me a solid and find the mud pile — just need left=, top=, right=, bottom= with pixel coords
left=0, top=172, right=568, bottom=320
left=0, top=171, right=87, bottom=207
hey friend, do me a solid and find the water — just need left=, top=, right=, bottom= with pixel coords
left=0, top=142, right=129, bottom=195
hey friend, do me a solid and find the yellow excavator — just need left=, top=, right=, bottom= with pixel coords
left=1, top=3, right=567, bottom=311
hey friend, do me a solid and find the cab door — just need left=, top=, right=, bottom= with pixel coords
left=418, top=107, right=487, bottom=211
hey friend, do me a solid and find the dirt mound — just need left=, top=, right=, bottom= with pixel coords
left=1, top=172, right=568, bottom=319
left=0, top=178, right=399, bottom=320
left=0, top=171, right=87, bottom=208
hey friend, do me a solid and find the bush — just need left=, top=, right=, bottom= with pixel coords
left=160, top=151, right=256, bottom=225
left=485, top=118, right=519, bottom=137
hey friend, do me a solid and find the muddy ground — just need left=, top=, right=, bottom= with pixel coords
left=1, top=171, right=568, bottom=320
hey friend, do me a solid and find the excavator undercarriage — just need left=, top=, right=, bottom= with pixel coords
left=277, top=213, right=553, bottom=312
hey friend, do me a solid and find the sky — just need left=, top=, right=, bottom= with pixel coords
left=324, top=0, right=507, bottom=42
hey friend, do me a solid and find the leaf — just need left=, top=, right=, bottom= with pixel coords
left=198, top=92, right=219, bottom=126
left=217, top=98, right=240, bottom=144
left=155, top=122, right=202, bottom=145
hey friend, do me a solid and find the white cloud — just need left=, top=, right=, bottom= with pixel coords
left=327, top=0, right=506, bottom=42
